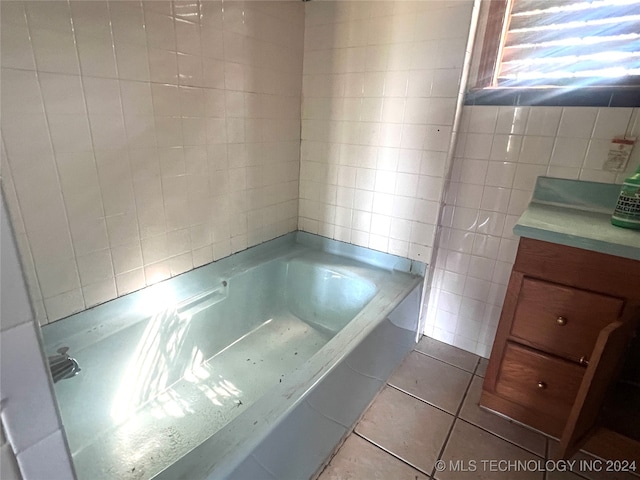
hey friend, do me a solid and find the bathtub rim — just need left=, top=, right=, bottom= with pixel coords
left=152, top=235, right=424, bottom=480
left=154, top=277, right=423, bottom=480
left=41, top=232, right=426, bottom=480
left=42, top=232, right=423, bottom=351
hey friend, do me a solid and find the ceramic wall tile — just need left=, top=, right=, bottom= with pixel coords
left=426, top=105, right=639, bottom=358
left=0, top=197, right=74, bottom=479
left=299, top=0, right=474, bottom=263
left=1, top=0, right=304, bottom=323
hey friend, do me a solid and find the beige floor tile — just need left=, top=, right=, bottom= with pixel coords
left=577, top=457, right=639, bottom=480
left=475, top=358, right=489, bottom=378
left=437, top=420, right=544, bottom=480
left=548, top=441, right=639, bottom=480
left=415, top=336, right=480, bottom=373
left=356, top=386, right=454, bottom=474
left=388, top=351, right=472, bottom=414
left=560, top=453, right=639, bottom=480
left=547, top=471, right=589, bottom=480
left=318, top=434, right=430, bottom=480
left=460, top=376, right=547, bottom=457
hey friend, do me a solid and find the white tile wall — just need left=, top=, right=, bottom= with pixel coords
left=1, top=0, right=304, bottom=323
left=2, top=0, right=637, bottom=365
left=299, top=0, right=473, bottom=262
left=1, top=192, right=75, bottom=479
left=0, top=428, right=22, bottom=480
left=425, top=105, right=640, bottom=357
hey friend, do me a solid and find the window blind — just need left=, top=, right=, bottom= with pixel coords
left=496, top=0, right=640, bottom=86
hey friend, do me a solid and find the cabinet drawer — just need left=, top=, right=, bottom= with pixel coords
left=510, top=278, right=624, bottom=362
left=495, top=343, right=585, bottom=422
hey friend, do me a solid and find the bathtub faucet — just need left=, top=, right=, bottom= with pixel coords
left=48, top=347, right=81, bottom=383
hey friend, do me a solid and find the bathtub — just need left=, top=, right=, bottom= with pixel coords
left=42, top=232, right=425, bottom=480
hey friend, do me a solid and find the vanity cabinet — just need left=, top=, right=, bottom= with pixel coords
left=481, top=237, right=640, bottom=459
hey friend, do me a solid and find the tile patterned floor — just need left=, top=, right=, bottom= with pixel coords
left=317, top=337, right=640, bottom=480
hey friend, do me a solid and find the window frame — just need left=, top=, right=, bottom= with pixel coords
left=466, top=0, right=640, bottom=107
left=474, top=0, right=509, bottom=90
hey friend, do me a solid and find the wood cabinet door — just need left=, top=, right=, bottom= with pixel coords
left=558, top=304, right=639, bottom=459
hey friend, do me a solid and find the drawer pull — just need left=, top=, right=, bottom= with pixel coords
left=537, top=381, right=547, bottom=389
left=556, top=316, right=568, bottom=326
left=579, top=356, right=590, bottom=366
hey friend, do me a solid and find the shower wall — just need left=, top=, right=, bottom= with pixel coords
left=425, top=105, right=640, bottom=357
left=299, top=1, right=473, bottom=262
left=0, top=1, right=304, bottom=324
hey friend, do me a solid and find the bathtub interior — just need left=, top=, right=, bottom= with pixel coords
left=42, top=237, right=390, bottom=480
left=285, top=256, right=378, bottom=335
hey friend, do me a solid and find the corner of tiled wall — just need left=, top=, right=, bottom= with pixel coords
left=298, top=0, right=474, bottom=264
left=1, top=190, right=75, bottom=479
left=1, top=0, right=305, bottom=324
left=0, top=420, right=22, bottom=480
left=3, top=0, right=638, bottom=393
left=425, top=105, right=640, bottom=357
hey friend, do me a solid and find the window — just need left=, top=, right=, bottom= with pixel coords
left=469, top=0, right=640, bottom=106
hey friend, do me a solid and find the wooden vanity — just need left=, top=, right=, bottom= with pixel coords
left=481, top=237, right=640, bottom=460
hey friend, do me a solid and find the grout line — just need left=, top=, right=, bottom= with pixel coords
left=343, top=359, right=385, bottom=382
left=250, top=453, right=279, bottom=480
left=414, top=348, right=551, bottom=458
left=311, top=433, right=351, bottom=480
left=304, top=398, right=350, bottom=430
left=313, top=374, right=391, bottom=480
left=545, top=436, right=550, bottom=461
left=452, top=364, right=548, bottom=459
left=411, top=348, right=480, bottom=375
left=23, top=1, right=86, bottom=318
left=429, top=370, right=475, bottom=479
left=330, top=344, right=478, bottom=479
left=326, top=344, right=522, bottom=479
left=471, top=357, right=481, bottom=375
left=454, top=417, right=545, bottom=459
left=386, top=384, right=460, bottom=418
left=353, top=431, right=433, bottom=478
